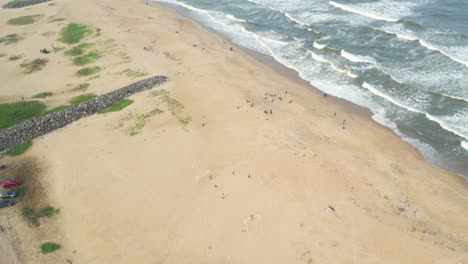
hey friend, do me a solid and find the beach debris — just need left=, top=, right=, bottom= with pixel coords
left=0, top=165, right=7, bottom=170
left=241, top=214, right=262, bottom=232
left=202, top=121, right=205, bottom=127
left=230, top=47, right=233, bottom=51
left=221, top=193, right=225, bottom=199
left=289, top=100, right=292, bottom=104
left=66, top=260, right=72, bottom=264
left=202, top=48, right=206, bottom=52
left=250, top=102, right=254, bottom=107
left=269, top=110, right=272, bottom=114
left=342, top=120, right=346, bottom=129
left=214, top=184, right=218, bottom=188
left=264, top=110, right=268, bottom=114
left=40, top=48, right=51, bottom=54
left=285, top=91, right=288, bottom=94
left=323, top=93, right=327, bottom=98
left=327, top=206, right=335, bottom=212
left=232, top=170, right=235, bottom=175
left=248, top=174, right=251, bottom=179
left=195, top=170, right=211, bottom=183
left=334, top=112, right=336, bottom=117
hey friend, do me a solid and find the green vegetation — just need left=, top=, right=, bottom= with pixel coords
left=40, top=242, right=61, bottom=254
left=42, top=104, right=67, bottom=115
left=8, top=54, right=22, bottom=61
left=32, top=92, right=53, bottom=98
left=0, top=53, right=6, bottom=57
left=151, top=89, right=191, bottom=125
left=64, top=43, right=93, bottom=56
left=0, top=101, right=46, bottom=129
left=127, top=108, right=164, bottom=136
left=20, top=58, right=48, bottom=74
left=6, top=141, right=32, bottom=156
left=7, top=15, right=43, bottom=26
left=0, top=34, right=23, bottom=45
left=75, top=66, right=101, bottom=77
left=122, top=69, right=147, bottom=78
left=41, top=31, right=55, bottom=37
left=58, top=23, right=91, bottom=44
left=69, top=83, right=89, bottom=92
left=22, top=206, right=60, bottom=227
left=95, top=28, right=102, bottom=37
left=68, top=93, right=97, bottom=105
left=99, top=99, right=133, bottom=114
left=73, top=51, right=101, bottom=65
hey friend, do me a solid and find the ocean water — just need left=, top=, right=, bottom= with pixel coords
left=153, top=0, right=468, bottom=178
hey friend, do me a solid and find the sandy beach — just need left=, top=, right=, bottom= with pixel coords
left=0, top=0, right=467, bottom=263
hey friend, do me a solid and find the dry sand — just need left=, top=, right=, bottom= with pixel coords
left=0, top=0, right=467, bottom=263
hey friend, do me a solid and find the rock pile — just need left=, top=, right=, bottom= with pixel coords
left=0, top=75, right=169, bottom=153
left=3, top=0, right=50, bottom=9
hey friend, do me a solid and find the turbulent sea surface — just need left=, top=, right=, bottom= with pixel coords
left=153, top=0, right=468, bottom=177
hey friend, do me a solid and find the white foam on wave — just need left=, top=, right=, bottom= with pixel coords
left=379, top=26, right=468, bottom=68
left=419, top=39, right=468, bottom=68
left=362, top=82, right=468, bottom=141
left=309, top=51, right=329, bottom=63
left=329, top=1, right=399, bottom=22
left=341, top=50, right=376, bottom=64
left=284, top=12, right=308, bottom=27
left=347, top=71, right=358, bottom=78
left=226, top=14, right=247, bottom=23
left=440, top=93, right=468, bottom=103
left=313, top=41, right=326, bottom=49
left=462, top=141, right=468, bottom=151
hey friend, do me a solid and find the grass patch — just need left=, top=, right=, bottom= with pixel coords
left=6, top=141, right=32, bottom=156
left=75, top=66, right=101, bottom=77
left=73, top=51, right=101, bottom=66
left=0, top=101, right=46, bottom=129
left=40, top=242, right=61, bottom=254
left=122, top=69, right=147, bottom=78
left=58, top=23, right=91, bottom=44
left=69, top=83, right=89, bottom=92
left=22, top=206, right=60, bottom=227
left=7, top=15, right=42, bottom=26
left=32, top=92, right=53, bottom=98
left=127, top=108, right=164, bottom=136
left=8, top=54, right=22, bottom=61
left=151, top=89, right=191, bottom=125
left=42, top=104, right=67, bottom=115
left=41, top=31, right=55, bottom=37
left=20, top=58, right=48, bottom=74
left=99, top=99, right=133, bottom=114
left=0, top=34, right=23, bottom=45
left=68, top=93, right=97, bottom=105
left=64, top=42, right=93, bottom=56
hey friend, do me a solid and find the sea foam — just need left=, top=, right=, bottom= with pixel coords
left=341, top=50, right=375, bottom=64
left=329, top=1, right=399, bottom=22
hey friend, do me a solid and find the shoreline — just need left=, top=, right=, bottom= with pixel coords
left=153, top=1, right=468, bottom=180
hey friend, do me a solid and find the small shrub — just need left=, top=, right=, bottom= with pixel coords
left=32, top=92, right=53, bottom=98
left=6, top=141, right=32, bottom=156
left=75, top=66, right=100, bottom=77
left=8, top=55, right=22, bottom=61
left=122, top=69, right=147, bottom=78
left=69, top=83, right=90, bottom=92
left=40, top=242, right=61, bottom=254
left=7, top=15, right=42, bottom=26
left=64, top=43, right=93, bottom=56
left=0, top=34, right=23, bottom=45
left=58, top=23, right=91, bottom=44
left=68, top=93, right=97, bottom=104
left=20, top=58, right=48, bottom=73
